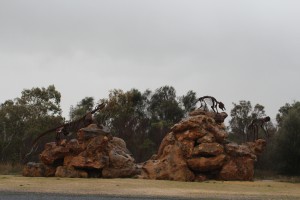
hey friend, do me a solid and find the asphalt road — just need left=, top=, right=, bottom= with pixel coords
left=0, top=192, right=187, bottom=200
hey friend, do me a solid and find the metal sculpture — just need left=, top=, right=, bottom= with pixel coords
left=23, top=103, right=106, bottom=162
left=247, top=116, right=270, bottom=141
left=196, top=96, right=225, bottom=113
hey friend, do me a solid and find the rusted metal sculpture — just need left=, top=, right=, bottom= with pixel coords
left=24, top=103, right=106, bottom=162
left=247, top=116, right=270, bottom=141
left=197, top=96, right=225, bottom=113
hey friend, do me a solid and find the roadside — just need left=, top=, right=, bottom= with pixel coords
left=1, top=175, right=300, bottom=200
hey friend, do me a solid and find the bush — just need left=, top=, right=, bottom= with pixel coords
left=273, top=107, right=300, bottom=175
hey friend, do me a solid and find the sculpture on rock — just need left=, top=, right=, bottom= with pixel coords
left=196, top=96, right=225, bottom=113
left=23, top=123, right=139, bottom=178
left=141, top=107, right=266, bottom=181
left=247, top=116, right=270, bottom=141
left=24, top=103, right=106, bottom=162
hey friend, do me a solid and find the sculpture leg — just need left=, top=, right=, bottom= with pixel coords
left=55, top=132, right=61, bottom=145
left=211, top=105, right=216, bottom=113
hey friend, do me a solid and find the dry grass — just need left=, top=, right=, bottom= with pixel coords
left=1, top=175, right=300, bottom=199
left=255, top=170, right=300, bottom=183
left=0, top=163, right=23, bottom=175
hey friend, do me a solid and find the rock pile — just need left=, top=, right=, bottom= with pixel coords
left=140, top=109, right=266, bottom=181
left=23, top=124, right=139, bottom=178
left=23, top=109, right=266, bottom=181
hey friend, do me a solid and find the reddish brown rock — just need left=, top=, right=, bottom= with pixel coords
left=189, top=109, right=228, bottom=124
left=108, top=137, right=132, bottom=156
left=141, top=142, right=195, bottom=181
left=55, top=166, right=88, bottom=178
left=156, top=132, right=176, bottom=158
left=205, top=124, right=228, bottom=143
left=77, top=124, right=110, bottom=142
left=225, top=143, right=257, bottom=160
left=214, top=112, right=228, bottom=124
left=102, top=166, right=140, bottom=178
left=65, top=136, right=110, bottom=169
left=29, top=123, right=137, bottom=178
left=187, top=154, right=226, bottom=172
left=175, top=129, right=206, bottom=142
left=194, top=174, right=208, bottom=182
left=40, top=142, right=70, bottom=165
left=180, top=140, right=196, bottom=158
left=102, top=137, right=138, bottom=178
left=24, top=109, right=267, bottom=182
left=189, top=109, right=208, bottom=117
left=66, top=139, right=83, bottom=154
left=65, top=152, right=109, bottom=169
left=192, top=143, right=224, bottom=156
left=218, top=156, right=255, bottom=181
left=23, top=162, right=56, bottom=177
left=171, top=116, right=205, bottom=133
left=197, top=133, right=215, bottom=143
left=246, top=139, right=267, bottom=155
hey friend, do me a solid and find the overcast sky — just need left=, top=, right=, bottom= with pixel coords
left=0, top=0, right=299, bottom=123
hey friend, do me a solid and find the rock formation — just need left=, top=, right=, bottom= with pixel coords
left=23, top=109, right=266, bottom=181
left=140, top=109, right=266, bottom=181
left=23, top=124, right=139, bottom=178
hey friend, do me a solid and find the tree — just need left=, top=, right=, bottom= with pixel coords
left=179, top=90, right=197, bottom=116
left=95, top=89, right=152, bottom=162
left=0, top=85, right=63, bottom=163
left=148, top=86, right=184, bottom=147
left=276, top=102, right=300, bottom=128
left=273, top=102, right=300, bottom=175
left=229, top=100, right=267, bottom=143
left=69, top=97, right=95, bottom=120
left=94, top=86, right=189, bottom=162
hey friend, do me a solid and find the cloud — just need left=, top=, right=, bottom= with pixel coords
left=0, top=0, right=300, bottom=120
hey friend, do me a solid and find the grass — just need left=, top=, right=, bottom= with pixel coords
left=1, top=163, right=300, bottom=199
left=0, top=163, right=23, bottom=175
left=1, top=175, right=300, bottom=199
left=255, top=170, right=300, bottom=183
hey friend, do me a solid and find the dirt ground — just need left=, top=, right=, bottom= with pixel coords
left=1, top=175, right=300, bottom=200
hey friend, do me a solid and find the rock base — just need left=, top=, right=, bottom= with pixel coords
left=24, top=109, right=267, bottom=181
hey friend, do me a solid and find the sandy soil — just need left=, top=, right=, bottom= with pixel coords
left=1, top=175, right=300, bottom=199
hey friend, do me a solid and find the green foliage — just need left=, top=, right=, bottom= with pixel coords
left=95, top=86, right=194, bottom=162
left=276, top=102, right=300, bottom=128
left=69, top=97, right=95, bottom=120
left=179, top=90, right=197, bottom=116
left=94, top=88, right=152, bottom=161
left=273, top=104, right=300, bottom=175
left=0, top=85, right=63, bottom=163
left=1, top=85, right=197, bottom=163
left=229, top=100, right=268, bottom=143
left=149, top=86, right=183, bottom=122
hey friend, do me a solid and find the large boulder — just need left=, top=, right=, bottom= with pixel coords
left=40, top=141, right=70, bottom=166
left=24, top=124, right=138, bottom=179
left=187, top=154, right=226, bottom=172
left=64, top=135, right=110, bottom=169
left=24, top=109, right=267, bottom=182
left=218, top=156, right=255, bottom=181
left=55, top=166, right=88, bottom=178
left=192, top=143, right=224, bottom=156
left=141, top=140, right=195, bottom=181
left=140, top=108, right=267, bottom=181
left=22, top=162, right=56, bottom=177
left=102, top=137, right=139, bottom=178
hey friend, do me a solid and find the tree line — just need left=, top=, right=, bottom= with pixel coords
left=0, top=85, right=299, bottom=175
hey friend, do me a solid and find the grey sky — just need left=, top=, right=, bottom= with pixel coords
left=1, top=0, right=299, bottom=123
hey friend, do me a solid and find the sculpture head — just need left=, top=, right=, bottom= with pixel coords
left=218, top=102, right=226, bottom=111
